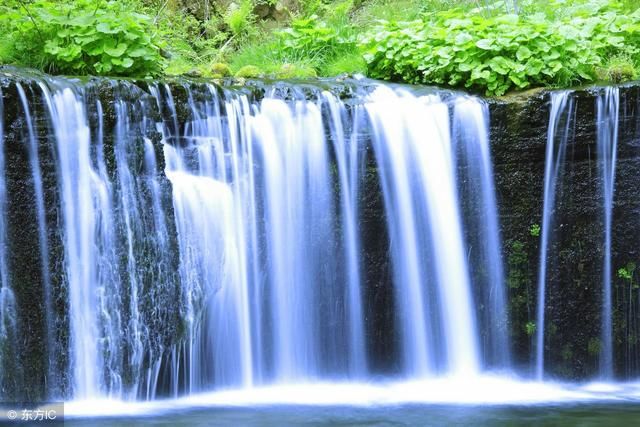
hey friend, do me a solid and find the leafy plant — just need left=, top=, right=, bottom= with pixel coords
left=618, top=262, right=636, bottom=286
left=525, top=321, right=536, bottom=336
left=0, top=0, right=165, bottom=76
left=279, top=15, right=344, bottom=60
left=225, top=0, right=256, bottom=41
left=361, top=1, right=640, bottom=96
left=530, top=224, right=541, bottom=237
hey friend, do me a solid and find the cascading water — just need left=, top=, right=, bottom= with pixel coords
left=16, top=82, right=59, bottom=394
left=535, top=91, right=575, bottom=380
left=44, top=84, right=105, bottom=399
left=0, top=73, right=511, bottom=402
left=453, top=98, right=510, bottom=369
left=597, top=87, right=620, bottom=379
left=364, top=86, right=480, bottom=377
left=155, top=84, right=367, bottom=390
left=324, top=92, right=367, bottom=377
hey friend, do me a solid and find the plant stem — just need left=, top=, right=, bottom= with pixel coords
left=16, top=0, right=44, bottom=43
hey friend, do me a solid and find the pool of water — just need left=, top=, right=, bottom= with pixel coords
left=65, top=403, right=640, bottom=426
left=62, top=377, right=640, bottom=426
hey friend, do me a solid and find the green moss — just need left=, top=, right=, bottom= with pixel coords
left=211, top=62, right=232, bottom=78
left=561, top=344, right=573, bottom=361
left=507, top=240, right=528, bottom=290
left=235, top=65, right=263, bottom=78
left=588, top=337, right=602, bottom=356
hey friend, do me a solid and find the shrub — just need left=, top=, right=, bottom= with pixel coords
left=0, top=0, right=165, bottom=77
left=362, top=2, right=640, bottom=96
left=278, top=15, right=345, bottom=61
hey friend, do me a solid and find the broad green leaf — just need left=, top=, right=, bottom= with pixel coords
left=104, top=42, right=128, bottom=57
left=516, top=46, right=532, bottom=61
left=476, top=39, right=493, bottom=50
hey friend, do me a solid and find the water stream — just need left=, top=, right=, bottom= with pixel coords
left=535, top=91, right=575, bottom=380
left=597, top=87, right=620, bottom=379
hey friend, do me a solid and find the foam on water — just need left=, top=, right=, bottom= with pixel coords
left=63, top=377, right=640, bottom=418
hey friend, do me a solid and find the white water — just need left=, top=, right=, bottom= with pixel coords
left=42, top=86, right=104, bottom=399
left=156, top=85, right=364, bottom=389
left=0, top=77, right=514, bottom=402
left=17, top=83, right=58, bottom=393
left=366, top=87, right=480, bottom=376
left=453, top=97, right=510, bottom=368
left=535, top=91, right=574, bottom=380
left=324, top=92, right=367, bottom=376
left=63, top=376, right=640, bottom=418
left=597, top=87, right=620, bottom=379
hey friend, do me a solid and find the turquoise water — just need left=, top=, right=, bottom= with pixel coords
left=65, top=403, right=640, bottom=426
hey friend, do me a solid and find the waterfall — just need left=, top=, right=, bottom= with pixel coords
left=453, top=98, right=511, bottom=369
left=0, top=74, right=511, bottom=401
left=16, top=82, right=60, bottom=395
left=365, top=86, right=480, bottom=377
left=535, top=91, right=575, bottom=380
left=324, top=92, right=367, bottom=377
left=597, top=87, right=620, bottom=379
left=42, top=85, right=106, bottom=398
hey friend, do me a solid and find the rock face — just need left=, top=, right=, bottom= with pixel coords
left=489, top=85, right=640, bottom=379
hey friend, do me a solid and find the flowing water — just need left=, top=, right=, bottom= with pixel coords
left=0, top=70, right=638, bottom=423
left=597, top=87, right=620, bottom=379
left=453, top=97, right=510, bottom=369
left=365, top=86, right=479, bottom=376
left=535, top=91, right=575, bottom=380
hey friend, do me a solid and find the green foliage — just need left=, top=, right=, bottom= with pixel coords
left=529, top=224, right=541, bottom=237
left=0, top=0, right=165, bottom=76
left=618, top=262, right=636, bottom=282
left=230, top=6, right=359, bottom=77
left=225, top=0, right=257, bottom=41
left=2, top=0, right=640, bottom=88
left=278, top=14, right=356, bottom=65
left=561, top=344, right=573, bottom=361
left=597, top=53, right=637, bottom=83
left=507, top=240, right=528, bottom=289
left=323, top=51, right=367, bottom=76
left=362, top=1, right=640, bottom=96
left=525, top=321, right=536, bottom=336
